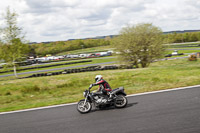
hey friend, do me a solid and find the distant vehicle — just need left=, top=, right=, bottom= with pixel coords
left=79, top=54, right=88, bottom=58
left=65, top=55, right=70, bottom=58
left=52, top=56, right=64, bottom=60
left=96, top=51, right=112, bottom=57
left=67, top=54, right=79, bottom=58
left=107, top=50, right=114, bottom=53
left=165, top=54, right=172, bottom=57
left=46, top=56, right=54, bottom=60
left=172, top=50, right=178, bottom=56
left=165, top=50, right=184, bottom=57
left=57, top=56, right=64, bottom=59
left=88, top=53, right=98, bottom=58
left=35, top=57, right=48, bottom=63
left=27, top=59, right=37, bottom=64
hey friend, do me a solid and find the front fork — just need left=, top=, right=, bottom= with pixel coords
left=83, top=94, right=89, bottom=106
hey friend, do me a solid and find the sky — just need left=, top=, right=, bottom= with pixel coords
left=0, top=0, right=200, bottom=42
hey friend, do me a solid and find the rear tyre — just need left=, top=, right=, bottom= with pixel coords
left=77, top=100, right=92, bottom=114
left=114, top=95, right=128, bottom=108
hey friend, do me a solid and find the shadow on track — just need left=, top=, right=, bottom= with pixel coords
left=90, top=102, right=138, bottom=113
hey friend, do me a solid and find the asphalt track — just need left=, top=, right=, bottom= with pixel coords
left=0, top=86, right=200, bottom=133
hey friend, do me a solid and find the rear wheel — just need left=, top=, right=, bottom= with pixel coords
left=114, top=95, right=128, bottom=108
left=77, top=100, right=92, bottom=114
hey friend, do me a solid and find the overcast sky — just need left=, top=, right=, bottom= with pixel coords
left=0, top=0, right=200, bottom=42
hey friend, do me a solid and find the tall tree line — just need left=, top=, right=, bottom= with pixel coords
left=31, top=39, right=110, bottom=56
left=163, top=32, right=200, bottom=43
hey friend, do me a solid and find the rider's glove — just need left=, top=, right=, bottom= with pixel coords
left=90, top=83, right=96, bottom=88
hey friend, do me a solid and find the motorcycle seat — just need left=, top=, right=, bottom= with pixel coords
left=110, top=87, right=124, bottom=93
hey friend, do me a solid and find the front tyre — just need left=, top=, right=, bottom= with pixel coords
left=114, top=95, right=128, bottom=108
left=77, top=100, right=92, bottom=114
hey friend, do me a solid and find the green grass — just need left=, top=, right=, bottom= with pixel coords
left=0, top=58, right=200, bottom=112
left=165, top=41, right=200, bottom=47
left=167, top=46, right=200, bottom=49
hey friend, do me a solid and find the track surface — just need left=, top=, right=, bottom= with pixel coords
left=0, top=87, right=200, bottom=133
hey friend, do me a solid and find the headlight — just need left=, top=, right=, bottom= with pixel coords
left=83, top=92, right=86, bottom=97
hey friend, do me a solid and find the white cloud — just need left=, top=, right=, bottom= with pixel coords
left=0, top=0, right=200, bottom=42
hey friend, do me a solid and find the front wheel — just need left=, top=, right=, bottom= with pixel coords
left=114, top=95, right=128, bottom=108
left=77, top=100, right=92, bottom=114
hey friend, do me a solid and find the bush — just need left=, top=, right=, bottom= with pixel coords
left=188, top=55, right=197, bottom=61
left=5, top=91, right=12, bottom=96
left=21, top=85, right=40, bottom=93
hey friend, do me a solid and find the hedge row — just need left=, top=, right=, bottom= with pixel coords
left=0, top=60, right=92, bottom=74
left=22, top=65, right=133, bottom=79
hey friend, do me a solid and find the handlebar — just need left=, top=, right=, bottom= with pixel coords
left=88, top=86, right=92, bottom=90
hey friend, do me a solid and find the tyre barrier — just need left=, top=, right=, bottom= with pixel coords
left=23, top=65, right=134, bottom=79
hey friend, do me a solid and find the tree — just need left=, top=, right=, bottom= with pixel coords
left=112, top=23, right=164, bottom=68
left=189, top=33, right=198, bottom=42
left=0, top=7, right=29, bottom=77
left=183, top=33, right=189, bottom=42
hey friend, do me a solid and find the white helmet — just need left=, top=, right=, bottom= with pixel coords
left=95, top=75, right=103, bottom=82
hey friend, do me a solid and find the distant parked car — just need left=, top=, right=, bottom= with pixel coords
left=165, top=54, right=172, bottom=57
left=96, top=51, right=112, bottom=57
left=171, top=50, right=178, bottom=56
left=79, top=54, right=88, bottom=58
left=35, top=57, right=48, bottom=63
left=67, top=54, right=79, bottom=58
left=52, top=56, right=64, bottom=60
left=165, top=50, right=184, bottom=57
left=88, top=53, right=97, bottom=58
left=46, top=56, right=54, bottom=60
left=27, top=59, right=37, bottom=64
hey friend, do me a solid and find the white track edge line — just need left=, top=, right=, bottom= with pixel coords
left=0, top=84, right=200, bottom=115
left=127, top=84, right=200, bottom=97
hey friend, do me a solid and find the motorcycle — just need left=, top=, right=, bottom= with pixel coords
left=77, top=86, right=128, bottom=113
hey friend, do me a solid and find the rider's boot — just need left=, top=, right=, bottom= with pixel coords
left=108, top=93, right=113, bottom=101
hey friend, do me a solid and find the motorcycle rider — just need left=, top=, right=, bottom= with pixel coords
left=90, top=75, right=113, bottom=100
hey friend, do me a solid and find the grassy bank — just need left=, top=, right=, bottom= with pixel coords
left=0, top=58, right=200, bottom=112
